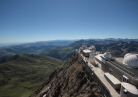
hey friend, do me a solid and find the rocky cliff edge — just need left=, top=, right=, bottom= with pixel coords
left=31, top=53, right=105, bottom=97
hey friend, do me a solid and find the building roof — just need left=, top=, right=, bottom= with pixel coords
left=104, top=73, right=121, bottom=85
left=89, top=53, right=96, bottom=56
left=124, top=53, right=132, bottom=58
left=103, top=52, right=112, bottom=59
left=123, top=53, right=138, bottom=68
left=115, top=58, right=124, bottom=63
left=95, top=54, right=105, bottom=63
left=89, top=45, right=96, bottom=50
left=121, top=82, right=138, bottom=95
left=82, top=49, right=92, bottom=53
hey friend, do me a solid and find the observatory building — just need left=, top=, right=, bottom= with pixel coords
left=79, top=44, right=138, bottom=97
left=80, top=44, right=96, bottom=57
left=123, top=53, right=138, bottom=68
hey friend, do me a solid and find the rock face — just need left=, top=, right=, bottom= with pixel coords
left=33, top=53, right=105, bottom=97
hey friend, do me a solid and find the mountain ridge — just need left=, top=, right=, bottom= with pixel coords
left=0, top=40, right=138, bottom=60
left=32, top=53, right=105, bottom=97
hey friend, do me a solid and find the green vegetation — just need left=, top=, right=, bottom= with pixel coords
left=0, top=40, right=75, bottom=57
left=0, top=54, right=63, bottom=97
left=39, top=46, right=76, bottom=60
left=0, top=45, right=56, bottom=57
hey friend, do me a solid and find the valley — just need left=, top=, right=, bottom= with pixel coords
left=0, top=54, right=63, bottom=97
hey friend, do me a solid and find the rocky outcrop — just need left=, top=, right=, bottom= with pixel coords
left=32, top=53, right=105, bottom=97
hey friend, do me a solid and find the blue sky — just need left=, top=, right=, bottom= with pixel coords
left=0, top=0, right=138, bottom=43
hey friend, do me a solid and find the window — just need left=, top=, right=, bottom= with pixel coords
left=122, top=75, right=129, bottom=83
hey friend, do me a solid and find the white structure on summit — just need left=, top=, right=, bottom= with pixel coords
left=123, top=53, right=138, bottom=68
left=95, top=54, right=105, bottom=64
left=81, top=43, right=87, bottom=49
left=88, top=45, right=96, bottom=53
left=79, top=43, right=138, bottom=97
left=103, top=52, right=112, bottom=59
left=89, top=45, right=96, bottom=63
left=80, top=43, right=92, bottom=57
left=89, top=53, right=96, bottom=63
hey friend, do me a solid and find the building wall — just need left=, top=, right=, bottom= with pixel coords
left=79, top=56, right=111, bottom=97
left=95, top=58, right=102, bottom=69
left=82, top=52, right=89, bottom=57
left=104, top=61, right=123, bottom=81
left=95, top=57, right=138, bottom=88
left=95, top=58, right=125, bottom=81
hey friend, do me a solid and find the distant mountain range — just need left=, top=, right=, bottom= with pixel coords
left=0, top=39, right=138, bottom=60
left=0, top=40, right=75, bottom=57
left=0, top=40, right=76, bottom=48
left=39, top=39, right=138, bottom=60
left=0, top=38, right=138, bottom=48
left=19, top=40, right=76, bottom=47
left=86, top=38, right=138, bottom=42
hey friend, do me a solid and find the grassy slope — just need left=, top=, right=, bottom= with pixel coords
left=0, top=54, right=63, bottom=97
left=39, top=46, right=76, bottom=61
left=0, top=45, right=56, bottom=57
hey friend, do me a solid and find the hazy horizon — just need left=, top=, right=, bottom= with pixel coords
left=0, top=38, right=138, bottom=45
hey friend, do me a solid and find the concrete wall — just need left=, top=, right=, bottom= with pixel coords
left=95, top=58, right=102, bottom=68
left=95, top=58, right=125, bottom=81
left=79, top=56, right=112, bottom=97
left=95, top=57, right=138, bottom=88
left=82, top=52, right=89, bottom=57
left=92, top=71, right=111, bottom=97
left=104, top=74, right=121, bottom=90
left=104, top=61, right=123, bottom=81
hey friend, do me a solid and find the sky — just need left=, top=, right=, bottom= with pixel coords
left=0, top=0, right=138, bottom=43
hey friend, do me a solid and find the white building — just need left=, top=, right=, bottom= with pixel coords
left=95, top=52, right=138, bottom=97
left=123, top=53, right=138, bottom=68
left=79, top=44, right=138, bottom=97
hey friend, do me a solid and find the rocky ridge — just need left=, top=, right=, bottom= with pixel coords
left=32, top=53, right=105, bottom=97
